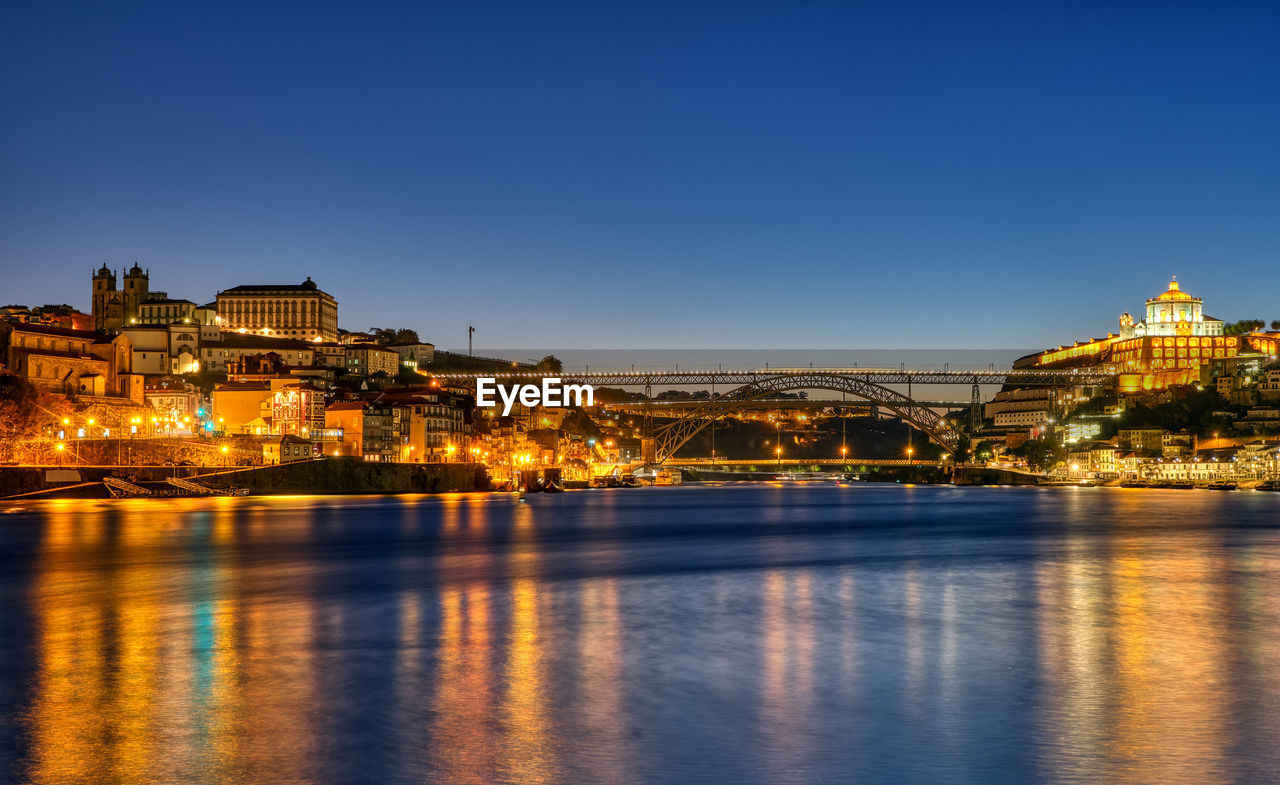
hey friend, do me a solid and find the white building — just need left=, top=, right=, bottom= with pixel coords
left=1119, top=277, right=1224, bottom=339
left=994, top=410, right=1048, bottom=429
left=122, top=324, right=202, bottom=375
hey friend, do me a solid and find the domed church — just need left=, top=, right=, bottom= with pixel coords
left=1118, top=277, right=1224, bottom=339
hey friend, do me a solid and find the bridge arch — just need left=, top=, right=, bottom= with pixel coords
left=651, top=372, right=962, bottom=462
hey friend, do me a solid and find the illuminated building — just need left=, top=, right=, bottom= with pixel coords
left=211, top=382, right=272, bottom=434
left=199, top=334, right=316, bottom=373
left=388, top=341, right=435, bottom=371
left=215, top=278, right=339, bottom=341
left=325, top=401, right=397, bottom=461
left=1119, top=276, right=1223, bottom=338
left=271, top=383, right=326, bottom=436
left=344, top=343, right=399, bottom=377
left=1024, top=277, right=1280, bottom=393
left=263, top=434, right=318, bottom=464
left=1118, top=427, right=1165, bottom=452
left=136, top=297, right=217, bottom=326
left=379, top=390, right=472, bottom=463
left=0, top=322, right=143, bottom=401
left=144, top=376, right=205, bottom=424
left=121, top=324, right=202, bottom=375
left=91, top=262, right=149, bottom=332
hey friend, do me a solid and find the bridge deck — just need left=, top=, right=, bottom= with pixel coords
left=431, top=368, right=1114, bottom=386
left=664, top=458, right=941, bottom=467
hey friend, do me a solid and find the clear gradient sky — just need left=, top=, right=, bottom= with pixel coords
left=2, top=1, right=1278, bottom=350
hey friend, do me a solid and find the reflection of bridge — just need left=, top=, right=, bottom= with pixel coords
left=435, top=367, right=1115, bottom=463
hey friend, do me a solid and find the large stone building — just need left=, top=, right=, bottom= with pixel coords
left=215, top=278, right=339, bottom=342
left=1022, top=277, right=1280, bottom=393
left=0, top=322, right=142, bottom=401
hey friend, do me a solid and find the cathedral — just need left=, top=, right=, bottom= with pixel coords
left=1118, top=276, right=1224, bottom=339
left=91, top=263, right=150, bottom=332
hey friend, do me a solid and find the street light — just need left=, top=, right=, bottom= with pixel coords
left=220, top=445, right=229, bottom=467
left=55, top=442, right=65, bottom=467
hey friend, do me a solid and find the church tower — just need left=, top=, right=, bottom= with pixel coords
left=121, top=262, right=149, bottom=325
left=91, top=264, right=118, bottom=332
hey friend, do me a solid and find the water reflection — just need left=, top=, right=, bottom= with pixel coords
left=1033, top=492, right=1280, bottom=785
left=5, top=488, right=1280, bottom=784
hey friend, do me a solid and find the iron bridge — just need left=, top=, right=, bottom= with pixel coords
left=436, top=367, right=1115, bottom=463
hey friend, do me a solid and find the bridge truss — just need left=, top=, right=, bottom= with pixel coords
left=432, top=367, right=1115, bottom=464
left=644, top=372, right=967, bottom=460
left=432, top=368, right=1114, bottom=387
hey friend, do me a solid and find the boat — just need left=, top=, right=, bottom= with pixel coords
left=1206, top=480, right=1238, bottom=491
left=538, top=468, right=565, bottom=493
left=1119, top=479, right=1147, bottom=488
left=654, top=468, right=682, bottom=486
left=1256, top=480, right=1280, bottom=492
left=1169, top=480, right=1195, bottom=490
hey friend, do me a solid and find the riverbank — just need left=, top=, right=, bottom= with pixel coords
left=0, top=458, right=489, bottom=499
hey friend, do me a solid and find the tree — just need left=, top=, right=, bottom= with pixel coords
left=1225, top=319, right=1266, bottom=335
left=0, top=376, right=71, bottom=462
left=1271, top=320, right=1280, bottom=331
left=1021, top=438, right=1065, bottom=472
left=536, top=355, right=562, bottom=373
left=369, top=327, right=420, bottom=345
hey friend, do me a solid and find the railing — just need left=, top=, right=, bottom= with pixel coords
left=428, top=368, right=1117, bottom=386
left=103, top=476, right=152, bottom=497
left=661, top=457, right=941, bottom=467
left=165, top=476, right=213, bottom=495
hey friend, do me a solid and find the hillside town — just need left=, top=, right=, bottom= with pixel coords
left=1, top=270, right=1279, bottom=489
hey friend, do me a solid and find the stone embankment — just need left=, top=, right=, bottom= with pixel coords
left=0, top=459, right=488, bottom=499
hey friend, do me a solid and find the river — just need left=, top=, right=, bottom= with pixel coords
left=2, top=484, right=1279, bottom=784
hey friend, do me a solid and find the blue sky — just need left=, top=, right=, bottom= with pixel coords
left=2, top=0, right=1277, bottom=350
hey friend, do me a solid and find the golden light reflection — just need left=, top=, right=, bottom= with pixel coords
left=759, top=569, right=817, bottom=785
left=1036, top=494, right=1244, bottom=785
left=500, top=495, right=559, bottom=785
left=428, top=584, right=499, bottom=784
left=23, top=499, right=326, bottom=784
left=577, top=578, right=632, bottom=778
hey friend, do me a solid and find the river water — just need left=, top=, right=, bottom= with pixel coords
left=2, top=484, right=1279, bottom=784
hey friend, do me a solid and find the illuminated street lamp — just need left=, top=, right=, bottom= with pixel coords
left=55, top=442, right=65, bottom=467
left=220, top=444, right=230, bottom=467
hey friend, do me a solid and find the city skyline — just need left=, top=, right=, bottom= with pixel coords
left=4, top=1, right=1280, bottom=349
